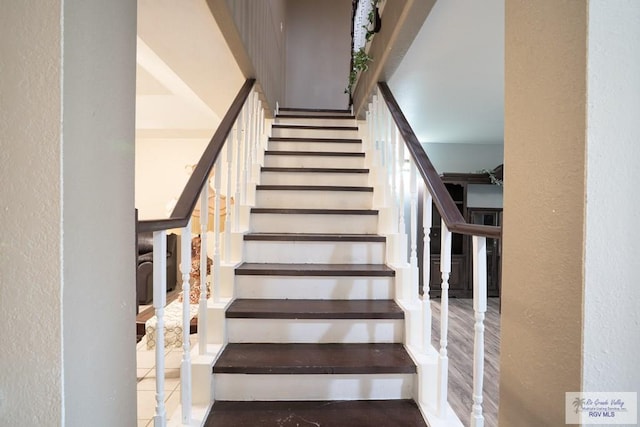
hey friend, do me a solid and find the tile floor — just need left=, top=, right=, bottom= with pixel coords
left=136, top=333, right=196, bottom=426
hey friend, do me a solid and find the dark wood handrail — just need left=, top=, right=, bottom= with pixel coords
left=378, top=82, right=501, bottom=240
left=138, top=79, right=256, bottom=233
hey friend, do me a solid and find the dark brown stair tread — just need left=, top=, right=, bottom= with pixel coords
left=251, top=208, right=377, bottom=215
left=261, top=167, right=369, bottom=173
left=256, top=184, right=372, bottom=192
left=269, top=136, right=361, bottom=143
left=206, top=400, right=427, bottom=426
left=272, top=124, right=358, bottom=131
left=277, top=113, right=356, bottom=119
left=213, top=343, right=416, bottom=374
left=243, top=233, right=385, bottom=242
left=265, top=150, right=364, bottom=157
left=278, top=107, right=351, bottom=114
left=235, top=263, right=395, bottom=277
left=226, top=299, right=404, bottom=319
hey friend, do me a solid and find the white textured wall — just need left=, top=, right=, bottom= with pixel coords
left=0, top=2, right=64, bottom=425
left=61, top=0, right=137, bottom=424
left=136, top=138, right=211, bottom=219
left=422, top=142, right=503, bottom=174
left=0, top=1, right=137, bottom=425
left=467, top=184, right=503, bottom=209
left=388, top=0, right=504, bottom=144
left=583, top=0, right=640, bottom=392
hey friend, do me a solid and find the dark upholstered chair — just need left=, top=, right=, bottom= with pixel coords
left=136, top=232, right=178, bottom=305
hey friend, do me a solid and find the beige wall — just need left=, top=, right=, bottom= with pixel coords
left=284, top=0, right=352, bottom=109
left=501, top=1, right=587, bottom=425
left=0, top=2, right=64, bottom=424
left=0, top=1, right=137, bottom=425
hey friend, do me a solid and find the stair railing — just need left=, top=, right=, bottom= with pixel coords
left=137, top=78, right=262, bottom=426
left=365, top=82, right=501, bottom=427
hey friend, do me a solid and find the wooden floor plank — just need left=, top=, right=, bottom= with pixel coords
left=431, top=297, right=501, bottom=427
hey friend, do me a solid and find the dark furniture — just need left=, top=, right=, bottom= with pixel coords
left=136, top=232, right=178, bottom=305
left=420, top=172, right=502, bottom=299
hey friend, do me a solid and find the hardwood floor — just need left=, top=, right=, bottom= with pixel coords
left=431, top=297, right=501, bottom=427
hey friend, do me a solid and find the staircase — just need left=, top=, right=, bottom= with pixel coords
left=204, top=108, right=428, bottom=425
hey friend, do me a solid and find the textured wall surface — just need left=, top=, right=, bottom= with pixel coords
left=284, top=0, right=351, bottom=109
left=0, top=1, right=137, bottom=426
left=583, top=0, right=640, bottom=392
left=501, top=1, right=587, bottom=425
left=0, top=2, right=64, bottom=425
left=62, top=0, right=137, bottom=425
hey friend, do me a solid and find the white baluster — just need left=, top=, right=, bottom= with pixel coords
left=242, top=101, right=250, bottom=206
left=366, top=108, right=372, bottom=158
left=437, top=220, right=451, bottom=418
left=385, top=110, right=393, bottom=204
left=213, top=158, right=222, bottom=304
left=233, top=118, right=242, bottom=231
left=198, top=185, right=208, bottom=355
left=470, top=236, right=487, bottom=427
left=152, top=230, right=167, bottom=427
left=409, top=162, right=418, bottom=304
left=371, top=95, right=379, bottom=171
left=389, top=123, right=397, bottom=200
left=224, top=134, right=233, bottom=262
left=398, top=142, right=406, bottom=259
left=180, top=220, right=192, bottom=423
left=422, top=191, right=433, bottom=352
left=389, top=117, right=397, bottom=210
left=251, top=92, right=259, bottom=183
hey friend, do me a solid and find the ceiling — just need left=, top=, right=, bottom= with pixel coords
left=388, top=0, right=504, bottom=145
left=135, top=0, right=244, bottom=139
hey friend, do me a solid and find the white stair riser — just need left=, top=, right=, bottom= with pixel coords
left=272, top=128, right=359, bottom=139
left=244, top=240, right=385, bottom=264
left=227, top=318, right=403, bottom=343
left=214, top=373, right=415, bottom=401
left=256, top=189, right=372, bottom=209
left=250, top=213, right=378, bottom=234
left=260, top=171, right=369, bottom=186
left=275, top=117, right=356, bottom=127
left=264, top=154, right=365, bottom=169
left=234, top=276, right=395, bottom=300
left=268, top=141, right=362, bottom=153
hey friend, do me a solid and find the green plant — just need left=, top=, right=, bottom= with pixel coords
left=479, top=168, right=504, bottom=186
left=345, top=48, right=373, bottom=95
left=346, top=0, right=381, bottom=96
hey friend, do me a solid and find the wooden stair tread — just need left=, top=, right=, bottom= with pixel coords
left=235, top=263, right=395, bottom=276
left=213, top=343, right=416, bottom=374
left=269, top=136, right=361, bottom=143
left=256, top=184, right=372, bottom=192
left=261, top=166, right=369, bottom=173
left=206, top=399, right=427, bottom=427
left=278, top=107, right=351, bottom=114
left=243, top=233, right=385, bottom=242
left=226, top=299, right=404, bottom=319
left=272, top=124, right=358, bottom=131
left=265, top=150, right=364, bottom=157
left=251, top=208, right=377, bottom=215
left=277, top=113, right=356, bottom=119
